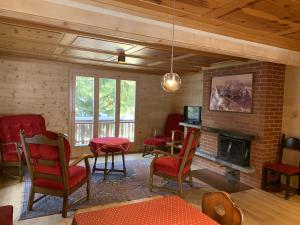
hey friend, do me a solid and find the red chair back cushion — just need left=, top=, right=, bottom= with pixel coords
left=0, top=114, right=47, bottom=161
left=164, top=113, right=184, bottom=139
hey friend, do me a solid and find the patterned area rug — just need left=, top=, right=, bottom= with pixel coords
left=20, top=159, right=200, bottom=220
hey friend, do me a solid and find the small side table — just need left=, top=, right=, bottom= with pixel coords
left=89, top=137, right=130, bottom=180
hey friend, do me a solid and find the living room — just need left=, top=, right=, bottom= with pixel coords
left=0, top=1, right=300, bottom=225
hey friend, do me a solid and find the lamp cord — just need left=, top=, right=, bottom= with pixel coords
left=170, top=0, right=176, bottom=74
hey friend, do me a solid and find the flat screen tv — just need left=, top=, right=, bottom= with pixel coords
left=184, top=106, right=201, bottom=125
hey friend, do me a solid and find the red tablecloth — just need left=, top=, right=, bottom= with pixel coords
left=89, top=137, right=130, bottom=154
left=72, top=196, right=219, bottom=225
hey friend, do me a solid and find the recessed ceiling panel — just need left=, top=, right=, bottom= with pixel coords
left=63, top=49, right=113, bottom=60
left=72, top=36, right=136, bottom=52
left=131, top=47, right=183, bottom=58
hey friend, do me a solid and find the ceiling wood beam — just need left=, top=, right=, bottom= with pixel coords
left=0, top=0, right=299, bottom=66
left=83, top=0, right=300, bottom=51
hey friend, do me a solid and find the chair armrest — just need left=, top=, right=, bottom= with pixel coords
left=69, top=154, right=93, bottom=167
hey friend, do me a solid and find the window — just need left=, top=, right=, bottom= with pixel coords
left=73, top=75, right=136, bottom=146
left=120, top=80, right=136, bottom=141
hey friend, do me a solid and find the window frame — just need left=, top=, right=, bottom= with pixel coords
left=69, top=70, right=137, bottom=148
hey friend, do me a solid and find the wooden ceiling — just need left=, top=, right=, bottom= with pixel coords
left=79, top=0, right=300, bottom=52
left=0, top=19, right=247, bottom=74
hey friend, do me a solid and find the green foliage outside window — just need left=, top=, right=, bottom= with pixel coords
left=75, top=77, right=136, bottom=121
left=75, top=76, right=94, bottom=118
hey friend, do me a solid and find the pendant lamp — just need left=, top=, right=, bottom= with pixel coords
left=161, top=0, right=181, bottom=92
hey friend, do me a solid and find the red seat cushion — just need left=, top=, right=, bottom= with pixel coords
left=34, top=165, right=87, bottom=190
left=143, top=136, right=171, bottom=146
left=153, top=156, right=190, bottom=177
left=264, top=162, right=300, bottom=175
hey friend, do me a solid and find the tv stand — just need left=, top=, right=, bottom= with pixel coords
left=179, top=122, right=201, bottom=137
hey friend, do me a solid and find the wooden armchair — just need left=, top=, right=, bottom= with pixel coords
left=143, top=113, right=184, bottom=156
left=149, top=128, right=200, bottom=196
left=20, top=130, right=93, bottom=217
left=202, top=191, right=243, bottom=225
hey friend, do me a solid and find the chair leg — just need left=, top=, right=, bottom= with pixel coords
left=298, top=174, right=300, bottom=195
left=104, top=152, right=108, bottom=180
left=122, top=151, right=126, bottom=176
left=178, top=178, right=183, bottom=197
left=143, top=145, right=148, bottom=157
left=86, top=177, right=91, bottom=201
left=62, top=194, right=68, bottom=218
left=92, top=154, right=98, bottom=173
left=261, top=167, right=268, bottom=190
left=149, top=164, right=154, bottom=192
left=285, top=175, right=290, bottom=200
left=28, top=186, right=35, bottom=211
left=188, top=171, right=193, bottom=187
left=19, top=161, right=23, bottom=182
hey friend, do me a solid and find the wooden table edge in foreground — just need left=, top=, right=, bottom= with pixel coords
left=71, top=195, right=219, bottom=225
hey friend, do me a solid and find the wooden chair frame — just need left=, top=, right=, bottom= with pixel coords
left=261, top=134, right=300, bottom=199
left=149, top=130, right=200, bottom=196
left=0, top=142, right=23, bottom=182
left=20, top=130, right=92, bottom=217
left=202, top=191, right=243, bottom=225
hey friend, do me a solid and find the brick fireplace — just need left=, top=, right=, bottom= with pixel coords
left=196, top=61, right=285, bottom=188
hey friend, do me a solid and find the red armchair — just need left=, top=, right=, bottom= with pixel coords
left=0, top=114, right=48, bottom=182
left=20, top=130, right=92, bottom=217
left=143, top=113, right=184, bottom=156
left=149, top=128, right=200, bottom=196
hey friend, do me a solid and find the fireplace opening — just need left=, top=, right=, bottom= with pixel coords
left=218, top=134, right=250, bottom=167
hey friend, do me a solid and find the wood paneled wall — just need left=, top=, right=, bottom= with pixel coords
left=0, top=57, right=176, bottom=154
left=282, top=66, right=300, bottom=187
left=0, top=58, right=69, bottom=133
left=172, top=71, right=204, bottom=113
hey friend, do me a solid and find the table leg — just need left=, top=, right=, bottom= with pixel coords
left=104, top=152, right=108, bottom=180
left=93, top=153, right=98, bottom=173
left=122, top=151, right=126, bottom=176
left=111, top=152, right=115, bottom=170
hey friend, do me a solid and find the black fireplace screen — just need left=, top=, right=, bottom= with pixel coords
left=218, top=135, right=250, bottom=167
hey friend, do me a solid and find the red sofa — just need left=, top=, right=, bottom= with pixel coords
left=0, top=114, right=48, bottom=181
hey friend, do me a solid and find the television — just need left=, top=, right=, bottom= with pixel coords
left=184, top=106, right=202, bottom=125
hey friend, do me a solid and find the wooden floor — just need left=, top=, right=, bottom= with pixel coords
left=1, top=153, right=300, bottom=225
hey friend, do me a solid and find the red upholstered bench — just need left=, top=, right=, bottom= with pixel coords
left=0, top=205, right=13, bottom=225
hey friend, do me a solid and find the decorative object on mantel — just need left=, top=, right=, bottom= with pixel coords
left=209, top=73, right=253, bottom=113
left=161, top=0, right=181, bottom=92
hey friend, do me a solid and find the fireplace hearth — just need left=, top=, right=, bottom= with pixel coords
left=218, top=134, right=250, bottom=167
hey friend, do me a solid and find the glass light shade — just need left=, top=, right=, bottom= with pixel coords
left=161, top=72, right=181, bottom=92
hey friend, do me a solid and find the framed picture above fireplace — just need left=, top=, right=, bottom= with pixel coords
left=209, top=73, right=253, bottom=113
